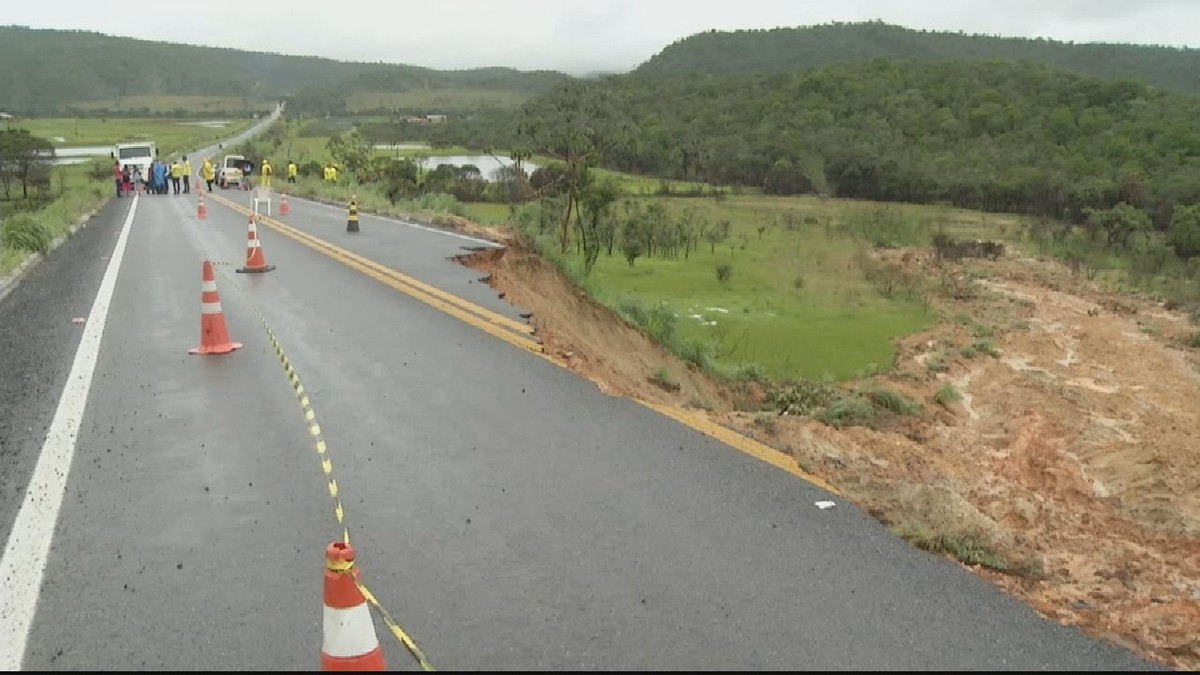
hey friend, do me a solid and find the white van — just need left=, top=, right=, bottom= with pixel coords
left=113, top=142, right=156, bottom=179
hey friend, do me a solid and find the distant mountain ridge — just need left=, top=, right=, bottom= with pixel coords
left=634, top=20, right=1200, bottom=94
left=0, top=25, right=572, bottom=114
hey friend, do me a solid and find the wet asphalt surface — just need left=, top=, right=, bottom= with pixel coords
left=0, top=127, right=1165, bottom=670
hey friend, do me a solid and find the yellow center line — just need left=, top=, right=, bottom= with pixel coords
left=206, top=192, right=839, bottom=496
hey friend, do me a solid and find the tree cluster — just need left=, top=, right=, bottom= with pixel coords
left=634, top=20, right=1200, bottom=95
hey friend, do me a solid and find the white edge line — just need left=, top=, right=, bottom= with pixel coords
left=290, top=195, right=502, bottom=248
left=0, top=193, right=139, bottom=670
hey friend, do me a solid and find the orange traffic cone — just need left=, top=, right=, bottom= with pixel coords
left=236, top=215, right=276, bottom=274
left=279, top=192, right=290, bottom=216
left=188, top=261, right=243, bottom=356
left=197, top=192, right=207, bottom=220
left=321, top=542, right=385, bottom=671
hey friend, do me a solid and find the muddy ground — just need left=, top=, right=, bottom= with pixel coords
left=453, top=225, right=1200, bottom=671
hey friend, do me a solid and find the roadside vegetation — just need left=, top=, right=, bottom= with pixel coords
left=0, top=117, right=255, bottom=276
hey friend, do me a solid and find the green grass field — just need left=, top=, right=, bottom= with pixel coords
left=234, top=115, right=1015, bottom=382
left=14, top=117, right=255, bottom=156
left=68, top=95, right=270, bottom=114
left=465, top=193, right=1025, bottom=381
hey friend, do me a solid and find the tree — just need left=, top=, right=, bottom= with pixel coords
left=576, top=176, right=622, bottom=273
left=705, top=218, right=732, bottom=253
left=516, top=80, right=633, bottom=253
left=1168, top=205, right=1200, bottom=261
left=0, top=129, right=54, bottom=200
left=1084, top=202, right=1152, bottom=250
left=326, top=130, right=372, bottom=181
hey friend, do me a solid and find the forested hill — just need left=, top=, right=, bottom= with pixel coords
left=0, top=26, right=571, bottom=114
left=634, top=21, right=1200, bottom=94
left=463, top=59, right=1200, bottom=229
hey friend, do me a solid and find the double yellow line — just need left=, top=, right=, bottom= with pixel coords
left=208, top=193, right=545, bottom=358
left=206, top=192, right=838, bottom=494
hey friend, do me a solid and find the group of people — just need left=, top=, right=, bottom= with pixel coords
left=112, top=156, right=304, bottom=198
left=112, top=156, right=193, bottom=197
left=254, top=159, right=300, bottom=188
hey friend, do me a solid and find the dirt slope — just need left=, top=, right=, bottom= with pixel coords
left=455, top=228, right=1200, bottom=670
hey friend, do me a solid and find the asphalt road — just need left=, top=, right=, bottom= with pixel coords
left=0, top=125, right=1162, bottom=670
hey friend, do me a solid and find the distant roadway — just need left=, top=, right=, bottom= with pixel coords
left=0, top=105, right=1160, bottom=670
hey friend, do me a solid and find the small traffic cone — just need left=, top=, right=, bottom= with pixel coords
left=237, top=215, right=276, bottom=274
left=189, top=261, right=243, bottom=356
left=321, top=542, right=385, bottom=671
left=197, top=192, right=207, bottom=220
left=279, top=192, right=290, bottom=216
left=346, top=194, right=359, bottom=233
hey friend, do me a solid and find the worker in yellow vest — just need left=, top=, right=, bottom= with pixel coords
left=182, top=155, right=193, bottom=193
left=169, top=159, right=183, bottom=195
left=201, top=157, right=216, bottom=192
left=261, top=159, right=273, bottom=188
left=287, top=160, right=297, bottom=184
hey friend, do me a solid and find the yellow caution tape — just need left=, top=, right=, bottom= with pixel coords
left=213, top=265, right=435, bottom=671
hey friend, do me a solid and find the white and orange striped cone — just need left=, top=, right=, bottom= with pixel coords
left=236, top=215, right=275, bottom=274
left=279, top=192, right=290, bottom=216
left=321, top=542, right=385, bottom=671
left=188, top=261, right=243, bottom=356
left=197, top=192, right=207, bottom=220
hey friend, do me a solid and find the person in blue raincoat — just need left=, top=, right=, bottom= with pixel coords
left=153, top=160, right=168, bottom=195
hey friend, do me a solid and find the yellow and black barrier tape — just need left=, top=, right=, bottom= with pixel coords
left=212, top=263, right=436, bottom=671
left=203, top=193, right=838, bottom=496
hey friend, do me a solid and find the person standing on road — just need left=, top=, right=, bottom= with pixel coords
left=287, top=159, right=297, bottom=184
left=260, top=159, right=273, bottom=188
left=201, top=157, right=216, bottom=192
left=153, top=160, right=168, bottom=195
left=182, top=155, right=193, bottom=194
left=170, top=159, right=183, bottom=195
left=112, top=160, right=124, bottom=198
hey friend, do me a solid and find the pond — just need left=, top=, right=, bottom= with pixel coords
left=416, top=155, right=540, bottom=180
left=373, top=143, right=431, bottom=150
left=47, top=146, right=112, bottom=166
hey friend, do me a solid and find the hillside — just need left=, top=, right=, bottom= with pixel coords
left=634, top=21, right=1200, bottom=94
left=0, top=26, right=571, bottom=115
left=435, top=59, right=1200, bottom=229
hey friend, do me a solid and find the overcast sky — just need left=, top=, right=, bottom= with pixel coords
left=7, top=0, right=1198, bottom=74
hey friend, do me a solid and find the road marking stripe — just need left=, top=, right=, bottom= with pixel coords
left=0, top=195, right=139, bottom=670
left=210, top=192, right=533, bottom=339
left=207, top=194, right=839, bottom=496
left=290, top=194, right=501, bottom=247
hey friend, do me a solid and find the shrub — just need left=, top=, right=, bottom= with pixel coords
left=971, top=339, right=1000, bottom=357
left=933, top=384, right=961, bottom=407
left=676, top=338, right=715, bottom=371
left=715, top=262, right=733, bottom=283
left=771, top=378, right=840, bottom=416
left=861, top=386, right=921, bottom=415
left=2, top=214, right=52, bottom=255
left=821, top=394, right=875, bottom=428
